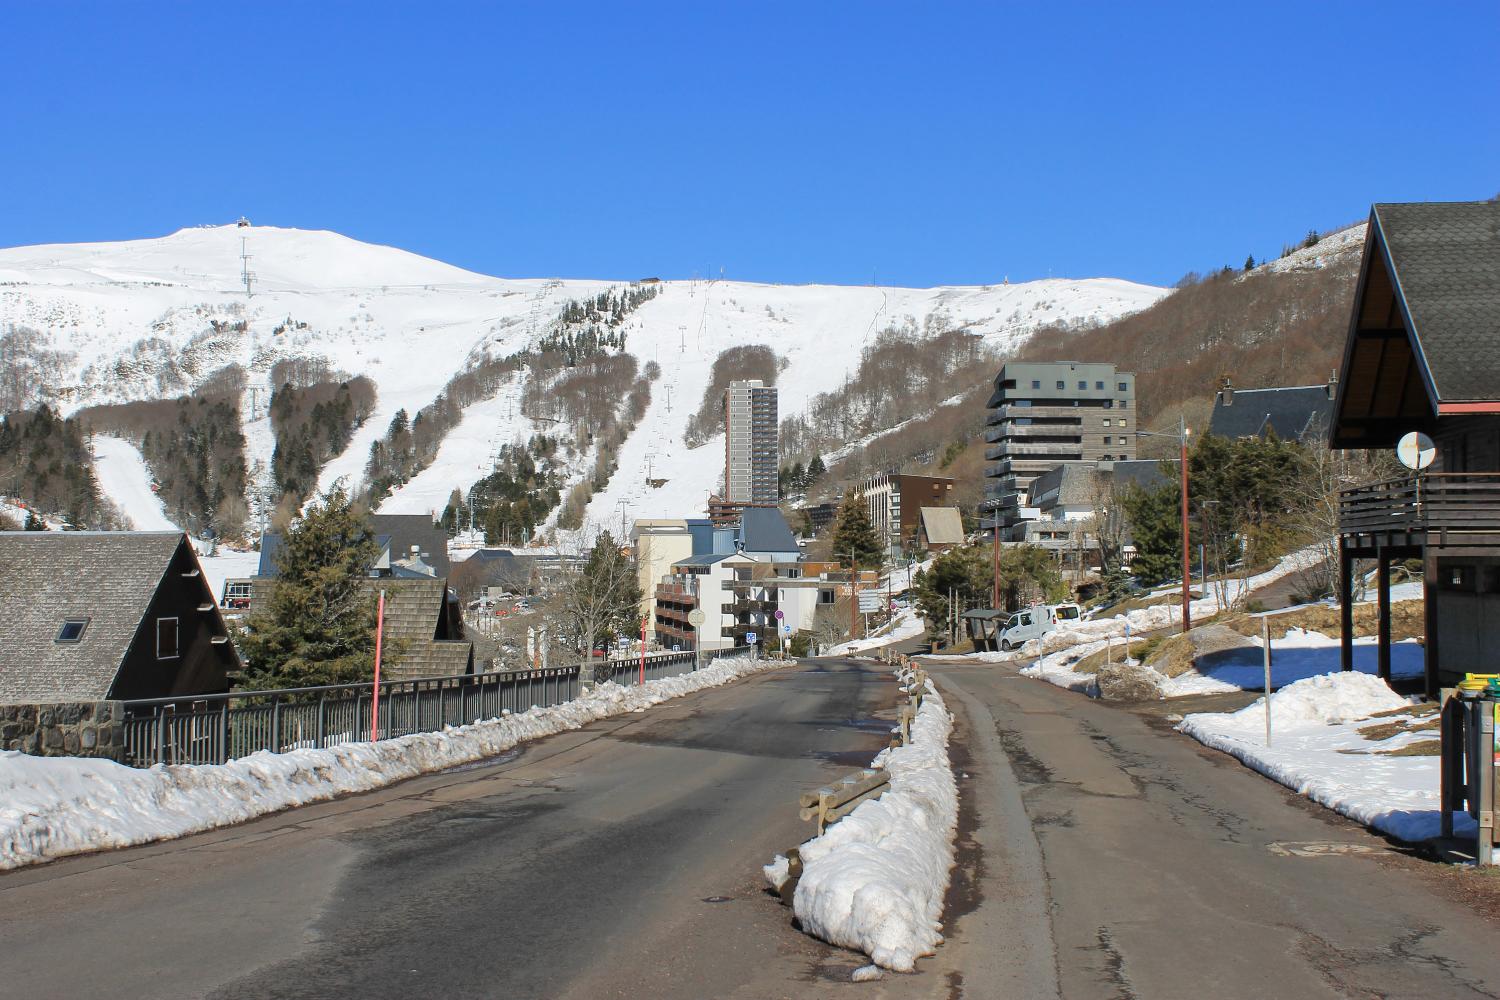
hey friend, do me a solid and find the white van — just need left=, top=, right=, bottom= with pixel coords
left=998, top=603, right=1082, bottom=651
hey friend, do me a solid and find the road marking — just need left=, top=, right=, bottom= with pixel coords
left=1267, top=841, right=1385, bottom=857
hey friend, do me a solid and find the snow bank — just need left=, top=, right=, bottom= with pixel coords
left=1178, top=673, right=1469, bottom=843
left=0, top=654, right=776, bottom=871
left=824, top=607, right=926, bottom=656
left=764, top=672, right=958, bottom=972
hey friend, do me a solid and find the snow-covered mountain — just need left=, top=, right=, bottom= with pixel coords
left=0, top=224, right=1168, bottom=534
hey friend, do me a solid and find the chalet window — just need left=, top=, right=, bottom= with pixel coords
left=157, top=617, right=180, bottom=660
left=55, top=618, right=89, bottom=643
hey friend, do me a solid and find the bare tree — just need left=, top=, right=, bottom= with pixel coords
left=545, top=528, right=642, bottom=683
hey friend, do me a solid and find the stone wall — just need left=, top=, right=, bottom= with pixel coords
left=0, top=701, right=126, bottom=761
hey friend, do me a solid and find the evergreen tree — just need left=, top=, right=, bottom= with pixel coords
left=23, top=511, right=47, bottom=531
left=235, top=485, right=386, bottom=689
left=1121, top=474, right=1182, bottom=587
left=806, top=455, right=826, bottom=482
left=831, top=489, right=884, bottom=569
left=440, top=487, right=463, bottom=536
left=1244, top=254, right=1256, bottom=272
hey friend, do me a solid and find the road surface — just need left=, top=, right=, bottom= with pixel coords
left=927, top=659, right=1500, bottom=999
left=0, top=659, right=926, bottom=999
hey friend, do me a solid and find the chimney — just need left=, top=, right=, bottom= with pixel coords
left=1326, top=370, right=1339, bottom=400
left=1218, top=375, right=1234, bottom=406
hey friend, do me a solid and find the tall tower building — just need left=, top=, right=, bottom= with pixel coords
left=723, top=379, right=778, bottom=504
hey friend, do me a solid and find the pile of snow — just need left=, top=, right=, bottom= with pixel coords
left=1178, top=672, right=1467, bottom=843
left=0, top=654, right=777, bottom=870
left=824, top=607, right=927, bottom=657
left=764, top=671, right=958, bottom=972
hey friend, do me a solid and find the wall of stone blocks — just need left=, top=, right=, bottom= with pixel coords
left=0, top=701, right=127, bottom=761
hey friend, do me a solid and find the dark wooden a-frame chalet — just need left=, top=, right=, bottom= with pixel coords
left=1331, top=200, right=1500, bottom=697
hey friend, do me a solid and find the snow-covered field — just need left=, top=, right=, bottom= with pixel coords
left=0, top=225, right=1166, bottom=534
left=0, top=653, right=779, bottom=870
left=766, top=669, right=958, bottom=973
left=1178, top=672, right=1467, bottom=844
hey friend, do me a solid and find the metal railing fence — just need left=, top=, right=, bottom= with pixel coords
left=119, top=648, right=752, bottom=768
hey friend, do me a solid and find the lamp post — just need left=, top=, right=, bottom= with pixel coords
left=1136, top=416, right=1193, bottom=634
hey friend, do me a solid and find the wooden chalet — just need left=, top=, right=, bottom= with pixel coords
left=0, top=532, right=238, bottom=704
left=1331, top=200, right=1500, bottom=696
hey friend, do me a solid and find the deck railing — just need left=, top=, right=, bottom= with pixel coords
left=1339, top=473, right=1500, bottom=536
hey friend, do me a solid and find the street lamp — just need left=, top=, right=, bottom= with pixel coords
left=1135, top=416, right=1193, bottom=634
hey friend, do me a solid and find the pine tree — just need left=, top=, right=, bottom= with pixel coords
left=806, top=455, right=826, bottom=482
left=235, top=485, right=387, bottom=689
left=1244, top=254, right=1256, bottom=272
left=440, top=487, right=463, bottom=536
left=23, top=511, right=47, bottom=531
left=831, top=489, right=884, bottom=569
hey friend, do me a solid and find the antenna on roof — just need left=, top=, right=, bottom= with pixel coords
left=240, top=235, right=256, bottom=298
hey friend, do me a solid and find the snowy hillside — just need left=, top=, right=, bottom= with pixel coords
left=0, top=224, right=1168, bottom=535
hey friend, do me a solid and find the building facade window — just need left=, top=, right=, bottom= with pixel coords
left=1078, top=380, right=1087, bottom=390
left=1031, top=379, right=1040, bottom=389
left=157, top=617, right=180, bottom=659
left=1119, top=381, right=1129, bottom=391
left=1096, top=381, right=1104, bottom=390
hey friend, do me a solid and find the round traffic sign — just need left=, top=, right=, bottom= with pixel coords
left=774, top=609, right=784, bottom=620
left=1396, top=431, right=1436, bottom=471
left=687, top=608, right=706, bottom=626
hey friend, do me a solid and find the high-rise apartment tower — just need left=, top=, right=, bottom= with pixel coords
left=724, top=380, right=779, bottom=504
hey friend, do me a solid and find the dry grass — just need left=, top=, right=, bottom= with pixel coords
left=1071, top=637, right=1159, bottom=674
left=1220, top=600, right=1424, bottom=643
left=1375, top=739, right=1441, bottom=757
left=1357, top=716, right=1440, bottom=742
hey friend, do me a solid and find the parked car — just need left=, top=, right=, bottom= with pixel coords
left=998, top=603, right=1082, bottom=651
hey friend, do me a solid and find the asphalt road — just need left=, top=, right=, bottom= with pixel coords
left=0, top=659, right=924, bottom=1000
left=927, top=660, right=1500, bottom=1000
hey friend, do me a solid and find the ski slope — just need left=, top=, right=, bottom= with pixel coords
left=90, top=435, right=176, bottom=531
left=0, top=224, right=1169, bottom=533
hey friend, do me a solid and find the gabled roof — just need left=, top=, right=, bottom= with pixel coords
left=1372, top=201, right=1500, bottom=404
left=0, top=532, right=192, bottom=702
left=1331, top=201, right=1500, bottom=447
left=919, top=507, right=964, bottom=545
left=1209, top=386, right=1333, bottom=442
left=257, top=513, right=450, bottom=581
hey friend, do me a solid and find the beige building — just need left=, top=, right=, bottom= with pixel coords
left=630, top=519, right=694, bottom=641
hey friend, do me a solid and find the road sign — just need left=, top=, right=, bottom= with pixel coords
left=1396, top=431, right=1436, bottom=470
left=687, top=608, right=706, bottom=626
left=744, top=631, right=757, bottom=645
left=858, top=593, right=882, bottom=613
left=774, top=609, right=784, bottom=620
left=782, top=624, right=792, bottom=635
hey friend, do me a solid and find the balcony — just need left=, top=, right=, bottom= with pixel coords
left=1339, top=474, right=1500, bottom=543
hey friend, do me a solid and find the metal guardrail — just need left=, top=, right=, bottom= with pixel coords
left=1340, top=473, right=1500, bottom=536
left=120, top=648, right=745, bottom=768
left=776, top=657, right=924, bottom=905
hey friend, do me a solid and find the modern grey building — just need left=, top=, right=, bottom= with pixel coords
left=724, top=379, right=778, bottom=503
left=982, top=361, right=1137, bottom=538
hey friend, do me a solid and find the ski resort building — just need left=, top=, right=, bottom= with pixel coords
left=862, top=472, right=957, bottom=555
left=0, top=532, right=239, bottom=710
left=1332, top=199, right=1500, bottom=698
left=982, top=361, right=1137, bottom=540
left=724, top=379, right=779, bottom=504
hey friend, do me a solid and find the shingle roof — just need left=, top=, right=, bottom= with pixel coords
left=919, top=507, right=964, bottom=545
left=1209, top=386, right=1334, bottom=442
left=371, top=514, right=451, bottom=578
left=1110, top=459, right=1173, bottom=493
left=1374, top=201, right=1500, bottom=402
left=0, top=532, right=186, bottom=703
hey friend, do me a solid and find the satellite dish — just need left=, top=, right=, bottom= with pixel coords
left=1396, top=431, right=1436, bottom=471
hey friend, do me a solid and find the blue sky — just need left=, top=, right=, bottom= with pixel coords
left=2, top=3, right=1495, bottom=288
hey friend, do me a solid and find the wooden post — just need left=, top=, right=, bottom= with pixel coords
left=371, top=589, right=386, bottom=741
left=1338, top=537, right=1354, bottom=673
left=1424, top=547, right=1440, bottom=700
left=1376, top=548, right=1392, bottom=682
left=1263, top=617, right=1273, bottom=747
